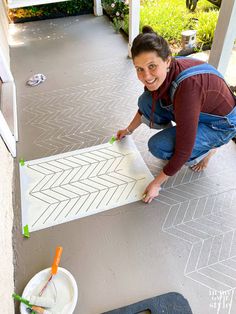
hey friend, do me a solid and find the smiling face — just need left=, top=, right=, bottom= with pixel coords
left=133, top=51, right=171, bottom=91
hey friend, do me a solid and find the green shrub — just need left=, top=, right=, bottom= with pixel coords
left=123, top=13, right=129, bottom=34
left=102, top=0, right=129, bottom=32
left=102, top=0, right=129, bottom=20
left=139, top=0, right=219, bottom=48
left=102, top=0, right=219, bottom=49
left=140, top=0, right=191, bottom=42
left=9, top=0, right=93, bottom=21
left=195, top=9, right=218, bottom=46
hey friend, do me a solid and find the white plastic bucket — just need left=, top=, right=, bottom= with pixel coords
left=20, top=267, right=78, bottom=314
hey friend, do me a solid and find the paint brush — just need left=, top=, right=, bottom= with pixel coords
left=27, top=306, right=53, bottom=314
left=39, top=246, right=63, bottom=296
left=31, top=306, right=52, bottom=314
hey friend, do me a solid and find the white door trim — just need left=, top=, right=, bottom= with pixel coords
left=0, top=111, right=16, bottom=157
left=0, top=45, right=17, bottom=157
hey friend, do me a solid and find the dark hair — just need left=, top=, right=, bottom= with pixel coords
left=131, top=26, right=171, bottom=60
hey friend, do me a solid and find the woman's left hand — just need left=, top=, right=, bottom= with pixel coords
left=142, top=180, right=161, bottom=203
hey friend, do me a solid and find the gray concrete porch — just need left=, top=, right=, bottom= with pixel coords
left=11, top=14, right=236, bottom=314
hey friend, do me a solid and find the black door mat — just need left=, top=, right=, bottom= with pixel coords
left=102, top=292, right=193, bottom=314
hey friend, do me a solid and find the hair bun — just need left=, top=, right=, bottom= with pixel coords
left=142, top=25, right=155, bottom=34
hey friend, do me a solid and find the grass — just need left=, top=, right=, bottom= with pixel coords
left=123, top=0, right=219, bottom=49
left=195, top=8, right=219, bottom=47
left=140, top=0, right=191, bottom=41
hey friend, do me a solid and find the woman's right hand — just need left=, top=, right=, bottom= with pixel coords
left=116, top=129, right=129, bottom=141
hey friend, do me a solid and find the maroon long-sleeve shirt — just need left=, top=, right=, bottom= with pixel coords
left=147, top=58, right=235, bottom=176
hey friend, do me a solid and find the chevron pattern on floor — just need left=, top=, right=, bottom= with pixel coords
left=20, top=138, right=153, bottom=232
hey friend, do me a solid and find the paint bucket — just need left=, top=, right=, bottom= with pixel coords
left=20, top=267, right=78, bottom=314
left=181, top=30, right=197, bottom=49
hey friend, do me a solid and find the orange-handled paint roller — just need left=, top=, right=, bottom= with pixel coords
left=39, top=246, right=63, bottom=296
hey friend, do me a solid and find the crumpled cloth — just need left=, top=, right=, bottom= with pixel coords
left=26, top=73, right=46, bottom=86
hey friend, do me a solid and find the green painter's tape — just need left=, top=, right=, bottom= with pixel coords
left=12, top=294, right=36, bottom=313
left=23, top=224, right=30, bottom=238
left=109, top=136, right=116, bottom=145
left=19, top=158, right=25, bottom=166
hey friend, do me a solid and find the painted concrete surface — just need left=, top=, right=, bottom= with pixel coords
left=190, top=46, right=236, bottom=86
left=11, top=15, right=236, bottom=314
left=0, top=139, right=15, bottom=314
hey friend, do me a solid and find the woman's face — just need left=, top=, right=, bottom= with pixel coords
left=133, top=51, right=171, bottom=91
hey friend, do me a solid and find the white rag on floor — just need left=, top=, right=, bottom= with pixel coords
left=26, top=73, right=46, bottom=86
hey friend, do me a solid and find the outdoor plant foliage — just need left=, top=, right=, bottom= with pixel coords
left=102, top=0, right=219, bottom=49
left=195, top=9, right=219, bottom=46
left=139, top=0, right=219, bottom=48
left=102, top=0, right=129, bottom=32
left=9, top=0, right=93, bottom=21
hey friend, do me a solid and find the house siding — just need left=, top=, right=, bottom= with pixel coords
left=0, top=1, right=15, bottom=313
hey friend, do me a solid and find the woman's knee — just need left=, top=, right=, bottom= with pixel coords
left=148, top=131, right=175, bottom=160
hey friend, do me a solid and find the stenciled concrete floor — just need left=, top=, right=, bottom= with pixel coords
left=11, top=14, right=236, bottom=314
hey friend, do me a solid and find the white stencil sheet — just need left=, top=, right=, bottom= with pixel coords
left=20, top=137, right=154, bottom=233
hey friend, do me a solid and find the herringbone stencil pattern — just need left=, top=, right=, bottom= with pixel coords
left=161, top=186, right=236, bottom=313
left=18, top=60, right=142, bottom=157
left=18, top=55, right=236, bottom=313
left=20, top=139, right=153, bottom=232
left=13, top=15, right=236, bottom=313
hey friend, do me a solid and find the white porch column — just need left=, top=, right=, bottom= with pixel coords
left=208, top=0, right=236, bottom=75
left=94, top=0, right=103, bottom=16
left=128, top=0, right=140, bottom=58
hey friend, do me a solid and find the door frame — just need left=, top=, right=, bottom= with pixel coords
left=0, top=45, right=17, bottom=157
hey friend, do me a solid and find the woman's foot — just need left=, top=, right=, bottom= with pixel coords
left=190, top=149, right=217, bottom=172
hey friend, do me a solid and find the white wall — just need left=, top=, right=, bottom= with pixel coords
left=0, top=138, right=14, bottom=314
left=0, top=1, right=15, bottom=313
left=0, top=0, right=10, bottom=65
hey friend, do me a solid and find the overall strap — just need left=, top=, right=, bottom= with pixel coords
left=170, top=59, right=225, bottom=103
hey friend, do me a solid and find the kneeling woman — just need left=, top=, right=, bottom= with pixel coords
left=116, top=26, right=236, bottom=203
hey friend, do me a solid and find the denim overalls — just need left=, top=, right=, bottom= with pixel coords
left=138, top=60, right=236, bottom=166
